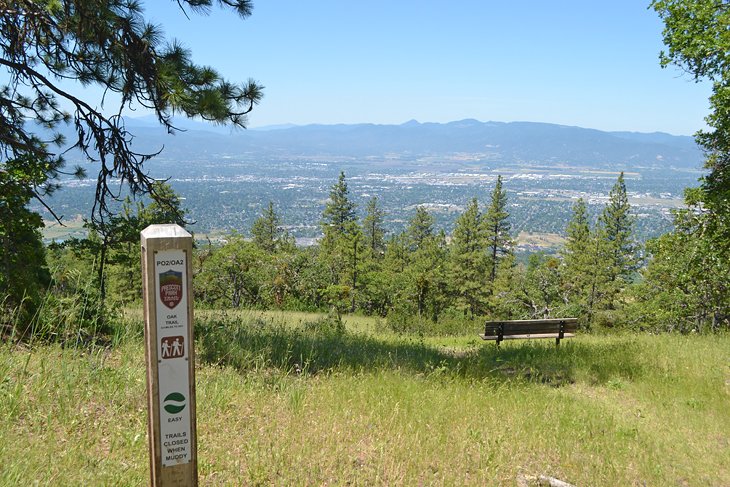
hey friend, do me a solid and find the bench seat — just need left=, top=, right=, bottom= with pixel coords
left=480, top=332, right=576, bottom=341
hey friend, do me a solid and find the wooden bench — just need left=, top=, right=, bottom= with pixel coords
left=480, top=318, right=578, bottom=347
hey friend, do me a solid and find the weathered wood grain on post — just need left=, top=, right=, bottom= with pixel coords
left=141, top=224, right=198, bottom=486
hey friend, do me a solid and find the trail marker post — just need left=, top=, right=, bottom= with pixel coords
left=141, top=224, right=198, bottom=486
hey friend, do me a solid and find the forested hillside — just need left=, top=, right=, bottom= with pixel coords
left=6, top=169, right=721, bottom=343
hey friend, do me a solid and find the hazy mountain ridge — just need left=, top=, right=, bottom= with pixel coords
left=114, top=118, right=703, bottom=169
left=40, top=117, right=703, bottom=243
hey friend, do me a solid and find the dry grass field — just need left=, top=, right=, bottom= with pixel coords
left=1, top=313, right=728, bottom=485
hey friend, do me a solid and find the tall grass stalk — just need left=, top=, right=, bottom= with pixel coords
left=1, top=312, right=728, bottom=485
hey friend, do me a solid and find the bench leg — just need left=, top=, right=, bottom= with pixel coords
left=556, top=321, right=565, bottom=348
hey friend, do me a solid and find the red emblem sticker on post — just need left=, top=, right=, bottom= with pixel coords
left=159, top=270, right=183, bottom=309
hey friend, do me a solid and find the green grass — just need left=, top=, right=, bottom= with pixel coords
left=1, top=313, right=729, bottom=485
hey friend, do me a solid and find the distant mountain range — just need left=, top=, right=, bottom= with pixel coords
left=64, top=117, right=705, bottom=169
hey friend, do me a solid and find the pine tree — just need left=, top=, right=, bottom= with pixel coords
left=344, top=222, right=364, bottom=312
left=405, top=230, right=448, bottom=321
left=362, top=197, right=386, bottom=257
left=372, top=233, right=409, bottom=315
left=588, top=172, right=641, bottom=315
left=490, top=254, right=521, bottom=318
left=358, top=197, right=388, bottom=314
left=319, top=172, right=361, bottom=311
left=105, top=197, right=144, bottom=305
left=140, top=182, right=188, bottom=228
left=322, top=171, right=357, bottom=240
left=483, top=175, right=513, bottom=286
left=561, top=198, right=592, bottom=307
left=406, top=206, right=434, bottom=251
left=559, top=196, right=616, bottom=325
left=564, top=199, right=590, bottom=255
left=1, top=1, right=262, bottom=334
left=252, top=202, right=291, bottom=253
left=449, top=197, right=487, bottom=316
left=1, top=1, right=263, bottom=227
left=600, top=172, right=640, bottom=284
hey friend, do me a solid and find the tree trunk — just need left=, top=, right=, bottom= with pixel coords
left=350, top=239, right=358, bottom=313
left=98, top=237, right=108, bottom=305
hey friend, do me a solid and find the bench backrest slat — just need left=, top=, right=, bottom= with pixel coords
left=484, top=324, right=578, bottom=335
left=484, top=318, right=578, bottom=326
left=484, top=319, right=578, bottom=336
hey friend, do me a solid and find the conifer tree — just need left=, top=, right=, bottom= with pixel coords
left=322, top=171, right=357, bottom=240
left=407, top=206, right=434, bottom=251
left=319, top=172, right=361, bottom=310
left=384, top=233, right=409, bottom=275
left=583, top=224, right=615, bottom=324
left=140, top=182, right=188, bottom=228
left=600, top=172, right=640, bottom=284
left=449, top=197, right=487, bottom=316
left=358, top=197, right=388, bottom=313
left=105, top=197, right=144, bottom=304
left=560, top=174, right=639, bottom=323
left=587, top=172, right=640, bottom=315
left=399, top=210, right=448, bottom=321
left=490, top=254, right=521, bottom=318
left=483, top=175, right=513, bottom=286
left=345, top=223, right=363, bottom=312
left=1, top=1, right=263, bottom=227
left=251, top=202, right=291, bottom=253
left=373, top=232, right=409, bottom=315
left=565, top=199, right=591, bottom=253
left=559, top=194, right=621, bottom=324
left=561, top=198, right=593, bottom=307
left=406, top=245, right=432, bottom=320
left=362, top=197, right=386, bottom=257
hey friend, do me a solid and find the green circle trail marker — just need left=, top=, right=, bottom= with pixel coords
left=163, top=393, right=187, bottom=414
left=142, top=224, right=198, bottom=486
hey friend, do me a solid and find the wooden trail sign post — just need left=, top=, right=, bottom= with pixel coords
left=141, top=224, right=198, bottom=486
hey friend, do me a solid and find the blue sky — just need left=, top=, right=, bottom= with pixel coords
left=139, top=1, right=710, bottom=135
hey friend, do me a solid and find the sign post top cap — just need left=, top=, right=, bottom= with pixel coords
left=141, top=224, right=192, bottom=240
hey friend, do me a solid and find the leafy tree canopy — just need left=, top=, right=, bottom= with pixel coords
left=653, top=0, right=730, bottom=229
left=0, top=0, right=263, bottom=225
